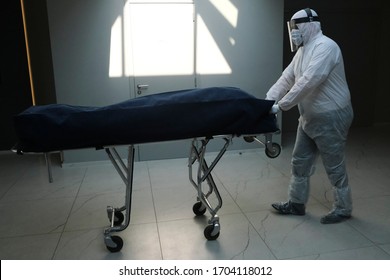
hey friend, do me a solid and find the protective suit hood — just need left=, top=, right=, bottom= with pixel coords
left=288, top=8, right=321, bottom=51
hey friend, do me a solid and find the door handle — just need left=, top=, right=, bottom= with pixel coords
left=136, top=84, right=149, bottom=95
left=137, top=84, right=149, bottom=90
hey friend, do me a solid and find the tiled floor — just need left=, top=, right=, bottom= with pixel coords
left=1, top=125, right=390, bottom=260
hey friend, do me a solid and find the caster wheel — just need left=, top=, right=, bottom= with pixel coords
left=192, top=202, right=206, bottom=216
left=265, top=143, right=281, bottom=158
left=243, top=136, right=255, bottom=143
left=114, top=212, right=124, bottom=226
left=109, top=211, right=124, bottom=226
left=106, top=236, right=123, bottom=253
left=204, top=225, right=220, bottom=240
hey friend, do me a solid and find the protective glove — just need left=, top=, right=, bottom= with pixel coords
left=270, top=104, right=280, bottom=114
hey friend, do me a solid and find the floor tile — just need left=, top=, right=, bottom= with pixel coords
left=0, top=198, right=74, bottom=237
left=347, top=196, right=390, bottom=244
left=54, top=224, right=162, bottom=260
left=0, top=233, right=61, bottom=260
left=158, top=213, right=276, bottom=259
left=292, top=245, right=390, bottom=260
left=247, top=204, right=374, bottom=259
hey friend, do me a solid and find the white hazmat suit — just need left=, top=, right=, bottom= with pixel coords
left=267, top=8, right=354, bottom=224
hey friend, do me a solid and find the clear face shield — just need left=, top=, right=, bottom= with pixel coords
left=287, top=8, right=320, bottom=52
left=287, top=20, right=300, bottom=52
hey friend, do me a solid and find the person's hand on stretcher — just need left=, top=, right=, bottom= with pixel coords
left=270, top=103, right=280, bottom=114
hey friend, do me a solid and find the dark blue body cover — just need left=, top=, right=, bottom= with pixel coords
left=14, top=87, right=278, bottom=152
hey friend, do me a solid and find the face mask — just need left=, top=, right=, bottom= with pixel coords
left=291, top=29, right=303, bottom=46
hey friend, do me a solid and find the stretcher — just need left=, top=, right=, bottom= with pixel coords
left=13, top=87, right=280, bottom=252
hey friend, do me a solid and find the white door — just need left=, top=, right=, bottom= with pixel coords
left=125, top=1, right=196, bottom=160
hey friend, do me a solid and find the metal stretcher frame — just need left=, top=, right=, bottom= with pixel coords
left=36, top=131, right=280, bottom=252
left=99, top=133, right=280, bottom=252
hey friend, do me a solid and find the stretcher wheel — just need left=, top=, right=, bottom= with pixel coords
left=108, top=211, right=124, bottom=226
left=265, top=143, right=281, bottom=158
left=243, top=136, right=255, bottom=143
left=114, top=212, right=124, bottom=226
left=106, top=236, right=123, bottom=253
left=204, top=225, right=220, bottom=240
left=192, top=201, right=207, bottom=216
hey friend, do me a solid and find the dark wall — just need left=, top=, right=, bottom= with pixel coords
left=0, top=1, right=32, bottom=150
left=0, top=0, right=56, bottom=150
left=23, top=0, right=56, bottom=106
left=282, top=0, right=389, bottom=133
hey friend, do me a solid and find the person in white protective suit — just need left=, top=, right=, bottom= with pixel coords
left=266, top=8, right=354, bottom=224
